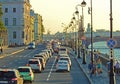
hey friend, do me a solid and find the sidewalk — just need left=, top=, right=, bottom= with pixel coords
left=70, top=49, right=120, bottom=84
left=0, top=46, right=27, bottom=58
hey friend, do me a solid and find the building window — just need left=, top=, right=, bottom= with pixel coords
left=22, top=31, right=24, bottom=38
left=13, top=31, right=16, bottom=39
left=13, top=18, right=16, bottom=26
left=5, top=18, right=8, bottom=26
left=13, top=8, right=16, bottom=13
left=5, top=8, right=8, bottom=13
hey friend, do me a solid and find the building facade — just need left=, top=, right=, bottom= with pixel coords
left=34, top=13, right=43, bottom=44
left=30, top=9, right=35, bottom=42
left=0, top=0, right=31, bottom=46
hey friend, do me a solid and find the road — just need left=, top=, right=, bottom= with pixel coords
left=0, top=44, right=90, bottom=84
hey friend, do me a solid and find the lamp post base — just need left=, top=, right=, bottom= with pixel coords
left=82, top=48, right=86, bottom=64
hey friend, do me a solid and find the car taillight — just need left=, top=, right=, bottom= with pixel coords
left=29, top=73, right=31, bottom=76
left=12, top=78, right=17, bottom=81
left=37, top=64, right=40, bottom=66
left=26, top=64, right=30, bottom=66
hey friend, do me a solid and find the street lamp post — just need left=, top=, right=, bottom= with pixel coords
left=75, top=8, right=80, bottom=58
left=109, top=0, right=116, bottom=84
left=72, top=14, right=77, bottom=55
left=81, top=0, right=86, bottom=64
left=75, top=0, right=86, bottom=59
left=89, top=0, right=94, bottom=63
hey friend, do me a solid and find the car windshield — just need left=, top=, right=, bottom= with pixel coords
left=0, top=71, right=16, bottom=78
left=18, top=68, right=30, bottom=72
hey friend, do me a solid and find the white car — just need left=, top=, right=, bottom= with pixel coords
left=27, top=59, right=42, bottom=73
left=56, top=60, right=70, bottom=72
left=58, top=47, right=68, bottom=55
left=28, top=42, right=35, bottom=49
left=59, top=56, right=71, bottom=68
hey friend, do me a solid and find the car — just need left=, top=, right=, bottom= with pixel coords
left=27, top=59, right=42, bottom=73
left=59, top=56, right=71, bottom=68
left=18, top=66, right=34, bottom=83
left=56, top=54, right=69, bottom=62
left=58, top=47, right=68, bottom=55
left=28, top=42, right=35, bottom=49
left=32, top=57, right=46, bottom=70
left=0, top=68, right=23, bottom=84
left=34, top=53, right=48, bottom=63
left=56, top=60, right=70, bottom=72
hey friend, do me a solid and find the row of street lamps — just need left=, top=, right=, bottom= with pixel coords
left=63, top=0, right=115, bottom=84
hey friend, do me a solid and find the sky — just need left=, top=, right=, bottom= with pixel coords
left=30, top=0, right=120, bottom=34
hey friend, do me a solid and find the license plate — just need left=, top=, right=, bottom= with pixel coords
left=0, top=81, right=8, bottom=83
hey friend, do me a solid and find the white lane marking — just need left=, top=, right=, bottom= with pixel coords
left=46, top=58, right=56, bottom=81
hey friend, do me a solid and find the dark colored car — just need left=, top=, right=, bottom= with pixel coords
left=0, top=68, right=23, bottom=84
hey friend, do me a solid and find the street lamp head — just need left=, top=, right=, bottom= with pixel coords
left=72, top=16, right=76, bottom=20
left=75, top=10, right=79, bottom=15
left=71, top=21, right=73, bottom=24
left=81, top=0, right=86, bottom=7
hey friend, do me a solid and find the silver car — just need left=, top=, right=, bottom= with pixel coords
left=56, top=60, right=70, bottom=72
left=27, top=59, right=42, bottom=73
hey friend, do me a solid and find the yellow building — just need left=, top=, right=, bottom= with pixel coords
left=34, top=13, right=43, bottom=44
left=30, top=16, right=35, bottom=42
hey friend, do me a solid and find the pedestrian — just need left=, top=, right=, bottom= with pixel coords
left=0, top=47, right=3, bottom=53
left=88, top=61, right=97, bottom=77
left=96, top=58, right=102, bottom=75
left=88, top=61, right=93, bottom=73
left=115, top=60, right=120, bottom=75
left=106, top=60, right=110, bottom=76
left=94, top=50, right=99, bottom=62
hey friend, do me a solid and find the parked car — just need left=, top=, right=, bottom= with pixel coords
left=18, top=66, right=34, bottom=83
left=56, top=60, right=70, bottom=72
left=0, top=68, right=23, bottom=84
left=27, top=59, right=42, bottom=73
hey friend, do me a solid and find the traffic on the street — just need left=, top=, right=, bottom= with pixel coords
left=0, top=43, right=90, bottom=84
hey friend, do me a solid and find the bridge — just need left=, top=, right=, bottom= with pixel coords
left=86, top=36, right=120, bottom=48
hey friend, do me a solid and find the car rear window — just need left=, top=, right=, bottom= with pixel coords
left=60, top=58, right=68, bottom=60
left=18, top=68, right=30, bottom=72
left=59, top=48, right=66, bottom=51
left=58, top=62, right=67, bottom=65
left=29, top=61, right=39, bottom=64
left=0, top=71, right=16, bottom=78
left=34, top=55, right=43, bottom=57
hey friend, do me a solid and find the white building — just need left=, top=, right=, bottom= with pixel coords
left=0, top=0, right=31, bottom=46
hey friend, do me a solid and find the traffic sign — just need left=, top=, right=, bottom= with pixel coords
left=107, top=38, right=117, bottom=49
left=82, top=40, right=86, bottom=45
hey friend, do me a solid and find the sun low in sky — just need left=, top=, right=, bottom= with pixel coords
left=30, top=0, right=120, bottom=34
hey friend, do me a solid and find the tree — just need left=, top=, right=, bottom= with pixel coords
left=0, top=3, right=7, bottom=30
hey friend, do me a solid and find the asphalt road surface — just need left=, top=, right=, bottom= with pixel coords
left=0, top=44, right=90, bottom=84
